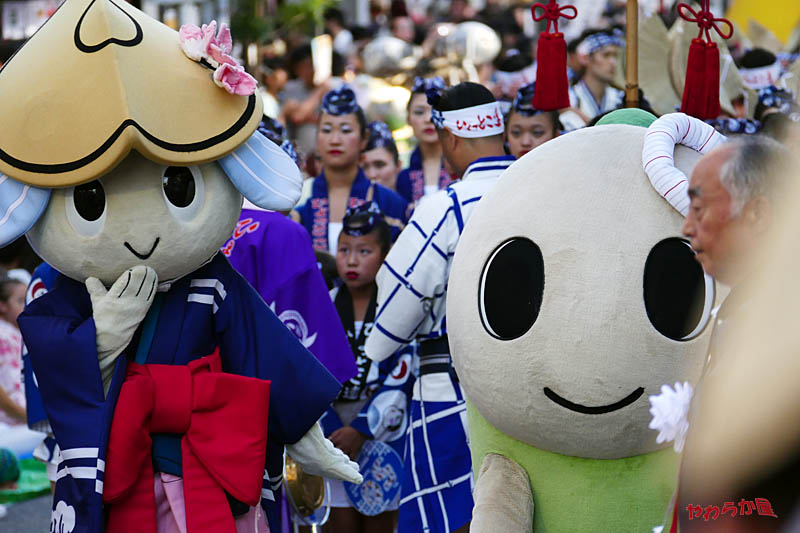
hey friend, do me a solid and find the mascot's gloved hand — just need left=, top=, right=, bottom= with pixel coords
left=86, top=266, right=158, bottom=394
left=287, top=422, right=363, bottom=484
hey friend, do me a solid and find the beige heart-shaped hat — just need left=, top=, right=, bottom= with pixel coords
left=0, top=0, right=262, bottom=187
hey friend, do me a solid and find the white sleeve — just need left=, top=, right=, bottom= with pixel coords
left=365, top=193, right=454, bottom=362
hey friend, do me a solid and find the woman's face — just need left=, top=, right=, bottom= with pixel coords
left=361, top=147, right=399, bottom=189
left=0, top=282, right=26, bottom=327
left=336, top=231, right=385, bottom=292
left=317, top=113, right=365, bottom=170
left=505, top=113, right=558, bottom=159
left=408, top=93, right=439, bottom=145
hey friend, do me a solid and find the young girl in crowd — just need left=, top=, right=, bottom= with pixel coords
left=361, top=121, right=401, bottom=191
left=293, top=86, right=408, bottom=254
left=505, top=82, right=562, bottom=159
left=0, top=277, right=26, bottom=427
left=396, top=77, right=454, bottom=204
left=320, top=203, right=414, bottom=533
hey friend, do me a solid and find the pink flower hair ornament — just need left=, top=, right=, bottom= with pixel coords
left=179, top=21, right=256, bottom=96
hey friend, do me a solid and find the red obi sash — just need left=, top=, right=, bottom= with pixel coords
left=103, top=350, right=270, bottom=533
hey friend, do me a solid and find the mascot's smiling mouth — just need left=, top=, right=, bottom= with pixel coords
left=543, top=387, right=645, bottom=415
left=124, top=238, right=160, bottom=260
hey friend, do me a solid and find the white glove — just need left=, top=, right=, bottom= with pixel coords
left=86, top=266, right=158, bottom=393
left=287, top=422, right=363, bottom=484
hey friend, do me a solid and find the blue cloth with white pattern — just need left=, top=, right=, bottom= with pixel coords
left=18, top=253, right=341, bottom=533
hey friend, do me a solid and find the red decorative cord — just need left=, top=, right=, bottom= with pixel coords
left=532, top=0, right=577, bottom=35
left=677, top=0, right=733, bottom=43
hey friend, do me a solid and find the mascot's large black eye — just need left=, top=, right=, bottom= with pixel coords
left=162, top=166, right=196, bottom=208
left=73, top=180, right=105, bottom=221
left=644, top=238, right=715, bottom=341
left=479, top=238, right=545, bottom=340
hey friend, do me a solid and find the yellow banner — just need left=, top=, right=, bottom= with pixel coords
left=726, top=0, right=800, bottom=45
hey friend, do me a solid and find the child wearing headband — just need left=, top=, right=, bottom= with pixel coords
left=321, top=203, right=414, bottom=532
left=292, top=86, right=408, bottom=254
left=505, top=83, right=562, bottom=159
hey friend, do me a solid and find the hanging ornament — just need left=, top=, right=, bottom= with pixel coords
left=531, top=0, right=577, bottom=110
left=677, top=1, right=734, bottom=120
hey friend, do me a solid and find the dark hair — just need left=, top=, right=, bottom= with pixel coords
left=262, top=56, right=285, bottom=73
left=331, top=51, right=346, bottom=77
left=314, top=250, right=339, bottom=290
left=0, top=277, right=24, bottom=304
left=506, top=109, right=563, bottom=132
left=433, top=81, right=496, bottom=112
left=318, top=108, right=367, bottom=139
left=495, top=50, right=530, bottom=72
left=0, top=237, right=41, bottom=273
left=739, top=48, right=777, bottom=69
left=288, top=43, right=313, bottom=76
left=323, top=7, right=345, bottom=26
left=361, top=221, right=392, bottom=256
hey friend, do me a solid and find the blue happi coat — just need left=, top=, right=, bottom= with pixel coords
left=18, top=253, right=341, bottom=533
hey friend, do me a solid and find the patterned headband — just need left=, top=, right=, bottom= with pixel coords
left=411, top=76, right=446, bottom=95
left=342, top=202, right=385, bottom=237
left=705, top=118, right=761, bottom=136
left=758, top=86, right=798, bottom=115
left=576, top=29, right=625, bottom=56
left=321, top=85, right=361, bottom=116
left=509, top=82, right=542, bottom=117
left=365, top=121, right=396, bottom=152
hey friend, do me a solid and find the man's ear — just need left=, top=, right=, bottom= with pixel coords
left=744, top=196, right=772, bottom=234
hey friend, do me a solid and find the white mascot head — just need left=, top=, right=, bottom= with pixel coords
left=0, top=0, right=301, bottom=283
left=448, top=111, right=726, bottom=459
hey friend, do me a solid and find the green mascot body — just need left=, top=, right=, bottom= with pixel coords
left=447, top=112, right=718, bottom=532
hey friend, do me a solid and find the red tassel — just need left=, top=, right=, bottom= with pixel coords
left=681, top=38, right=709, bottom=119
left=704, top=42, right=721, bottom=119
left=533, top=32, right=570, bottom=110
left=677, top=1, right=733, bottom=119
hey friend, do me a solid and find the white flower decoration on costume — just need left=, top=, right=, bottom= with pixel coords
left=648, top=381, right=694, bottom=453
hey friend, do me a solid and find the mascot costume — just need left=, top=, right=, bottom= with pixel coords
left=0, top=1, right=361, bottom=532
left=446, top=110, right=727, bottom=532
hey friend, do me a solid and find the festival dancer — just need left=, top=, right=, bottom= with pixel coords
left=571, top=29, right=626, bottom=122
left=361, top=122, right=401, bottom=192
left=320, top=203, right=414, bottom=533
left=293, top=86, right=408, bottom=254
left=365, top=82, right=515, bottom=533
left=396, top=77, right=455, bottom=205
left=505, top=82, right=562, bottom=159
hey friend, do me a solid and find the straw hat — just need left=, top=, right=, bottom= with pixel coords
left=637, top=13, right=682, bottom=116
left=747, top=19, right=783, bottom=55
left=0, top=0, right=262, bottom=188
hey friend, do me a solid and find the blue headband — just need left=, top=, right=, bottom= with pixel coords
left=578, top=29, right=625, bottom=56
left=509, top=82, right=542, bottom=117
left=342, top=202, right=385, bottom=237
left=321, top=85, right=361, bottom=116
left=365, top=121, right=396, bottom=152
left=758, top=86, right=797, bottom=115
left=411, top=76, right=446, bottom=95
left=705, top=118, right=762, bottom=135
